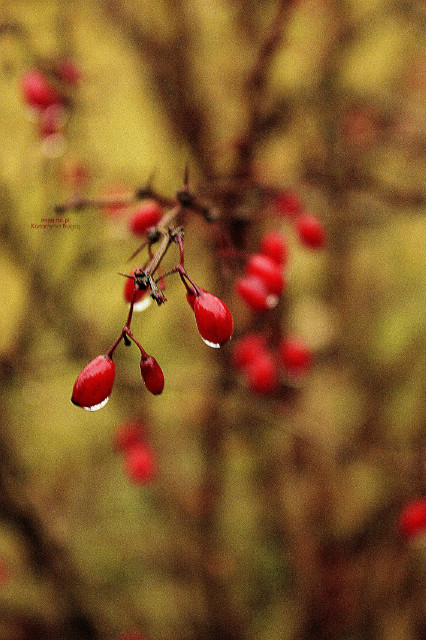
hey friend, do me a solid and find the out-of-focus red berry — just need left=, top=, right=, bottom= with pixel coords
left=259, top=231, right=287, bottom=266
left=114, top=422, right=143, bottom=451
left=296, top=213, right=326, bottom=249
left=129, top=201, right=162, bottom=235
left=124, top=444, right=157, bottom=485
left=236, top=275, right=278, bottom=312
left=245, top=352, right=278, bottom=394
left=274, top=190, right=303, bottom=218
left=246, top=253, right=285, bottom=296
left=279, top=336, right=312, bottom=375
left=398, top=498, right=426, bottom=540
left=21, top=70, right=61, bottom=109
left=232, top=333, right=268, bottom=370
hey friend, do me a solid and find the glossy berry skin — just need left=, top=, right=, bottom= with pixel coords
left=232, top=333, right=268, bottom=370
left=114, top=421, right=143, bottom=451
left=129, top=201, right=162, bottom=236
left=193, top=292, right=233, bottom=347
left=124, top=443, right=157, bottom=485
left=236, top=275, right=277, bottom=312
left=21, top=70, right=61, bottom=110
left=274, top=190, right=303, bottom=218
left=246, top=253, right=285, bottom=296
left=280, top=337, right=312, bottom=375
left=296, top=213, right=326, bottom=249
left=140, top=356, right=164, bottom=395
left=71, top=355, right=115, bottom=409
left=398, top=498, right=426, bottom=540
left=259, top=231, right=287, bottom=266
left=186, top=287, right=206, bottom=310
left=245, top=352, right=278, bottom=395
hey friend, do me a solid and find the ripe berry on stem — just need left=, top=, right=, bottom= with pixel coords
left=71, top=354, right=116, bottom=410
left=140, top=355, right=165, bottom=395
left=192, top=291, right=233, bottom=347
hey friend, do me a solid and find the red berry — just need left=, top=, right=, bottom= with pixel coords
left=398, top=498, right=426, bottom=540
left=259, top=231, right=287, bottom=265
left=124, top=444, right=157, bottom=485
left=235, top=275, right=278, bottom=312
left=71, top=355, right=115, bottom=410
left=129, top=201, right=162, bottom=236
left=21, top=70, right=61, bottom=109
left=123, top=269, right=149, bottom=305
left=296, top=213, right=326, bottom=249
left=232, top=333, right=268, bottom=370
left=193, top=292, right=233, bottom=347
left=245, top=352, right=278, bottom=394
left=274, top=190, right=303, bottom=218
left=246, top=253, right=285, bottom=296
left=140, top=356, right=164, bottom=395
left=186, top=287, right=206, bottom=310
left=56, top=58, right=81, bottom=86
left=114, top=421, right=143, bottom=451
left=279, top=336, right=312, bottom=375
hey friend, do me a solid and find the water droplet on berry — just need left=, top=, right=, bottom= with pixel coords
left=266, top=294, right=279, bottom=309
left=81, top=397, right=110, bottom=411
left=201, top=337, right=221, bottom=349
left=131, top=296, right=152, bottom=312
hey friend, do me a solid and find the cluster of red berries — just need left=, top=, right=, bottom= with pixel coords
left=232, top=333, right=312, bottom=394
left=114, top=421, right=157, bottom=485
left=20, top=61, right=81, bottom=152
left=236, top=231, right=287, bottom=312
left=398, top=497, right=426, bottom=541
left=72, top=200, right=233, bottom=410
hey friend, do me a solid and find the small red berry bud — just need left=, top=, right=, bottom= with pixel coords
left=235, top=275, right=278, bottom=312
left=71, top=355, right=115, bottom=410
left=296, top=213, right=326, bottom=249
left=279, top=336, right=312, bottom=375
left=232, top=333, right=268, bottom=370
left=274, top=190, right=303, bottom=218
left=124, top=443, right=157, bottom=485
left=21, top=70, right=61, bottom=110
left=246, top=253, right=285, bottom=296
left=123, top=269, right=150, bottom=310
left=140, top=356, right=165, bottom=395
left=114, top=421, right=143, bottom=451
left=129, top=201, right=162, bottom=236
left=193, top=292, right=233, bottom=347
left=245, top=352, right=278, bottom=394
left=398, top=498, right=426, bottom=540
left=259, top=231, right=287, bottom=265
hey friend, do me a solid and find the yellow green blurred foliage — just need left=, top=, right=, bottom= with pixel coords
left=0, top=1, right=425, bottom=639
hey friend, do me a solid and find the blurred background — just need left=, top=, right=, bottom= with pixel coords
left=0, top=0, right=425, bottom=639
